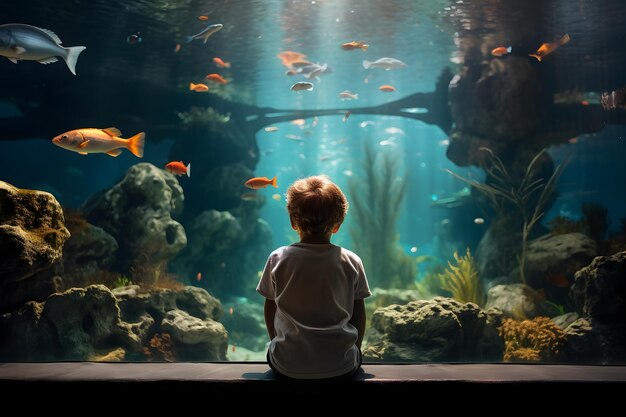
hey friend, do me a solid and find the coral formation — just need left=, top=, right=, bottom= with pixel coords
left=498, top=316, right=565, bottom=362
left=349, top=143, right=416, bottom=288
left=144, top=333, right=176, bottom=362
left=438, top=248, right=484, bottom=306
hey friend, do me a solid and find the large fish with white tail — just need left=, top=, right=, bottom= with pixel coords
left=52, top=128, right=145, bottom=158
left=0, top=23, right=86, bottom=75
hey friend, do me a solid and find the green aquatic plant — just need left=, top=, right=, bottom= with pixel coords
left=113, top=275, right=133, bottom=288
left=349, top=143, right=416, bottom=288
left=438, top=248, right=484, bottom=306
left=446, top=148, right=566, bottom=284
left=177, top=106, right=231, bottom=131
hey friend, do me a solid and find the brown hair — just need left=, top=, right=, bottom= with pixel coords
left=286, top=175, right=349, bottom=236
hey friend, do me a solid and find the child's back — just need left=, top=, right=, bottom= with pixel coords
left=257, top=175, right=371, bottom=379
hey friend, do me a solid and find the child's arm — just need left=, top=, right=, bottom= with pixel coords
left=264, top=299, right=277, bottom=340
left=349, top=299, right=366, bottom=349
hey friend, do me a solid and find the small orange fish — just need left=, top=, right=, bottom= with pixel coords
left=291, top=119, right=306, bottom=126
left=581, top=100, right=590, bottom=106
left=231, top=344, right=236, bottom=353
left=379, top=85, right=396, bottom=92
left=529, top=34, right=570, bottom=62
left=568, top=137, right=579, bottom=144
left=196, top=272, right=202, bottom=282
left=205, top=73, right=228, bottom=84
left=547, top=273, right=570, bottom=288
left=229, top=307, right=234, bottom=315
left=343, top=111, right=351, bottom=122
left=189, top=82, right=209, bottom=92
left=245, top=176, right=278, bottom=189
left=165, top=161, right=191, bottom=177
left=174, top=43, right=182, bottom=53
left=198, top=15, right=209, bottom=21
left=491, top=46, right=512, bottom=57
left=213, top=57, right=231, bottom=68
left=341, top=41, right=369, bottom=51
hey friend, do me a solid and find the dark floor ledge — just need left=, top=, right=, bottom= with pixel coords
left=2, top=363, right=626, bottom=395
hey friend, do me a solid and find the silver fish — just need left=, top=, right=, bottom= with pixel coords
left=0, top=23, right=86, bottom=75
left=185, top=23, right=223, bottom=43
left=362, top=57, right=407, bottom=70
left=291, top=81, right=314, bottom=91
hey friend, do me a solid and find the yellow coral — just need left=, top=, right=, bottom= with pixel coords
left=438, top=248, right=484, bottom=306
left=498, top=317, right=565, bottom=362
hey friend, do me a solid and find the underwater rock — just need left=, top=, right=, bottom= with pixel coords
left=2, top=285, right=142, bottom=360
left=0, top=181, right=70, bottom=311
left=42, top=285, right=141, bottom=359
left=570, top=251, right=626, bottom=324
left=562, top=317, right=626, bottom=363
left=509, top=233, right=597, bottom=288
left=368, top=288, right=425, bottom=307
left=113, top=285, right=222, bottom=323
left=58, top=220, right=118, bottom=288
left=449, top=57, right=542, bottom=143
left=161, top=309, right=228, bottom=361
left=0, top=301, right=57, bottom=360
left=551, top=312, right=579, bottom=329
left=485, top=284, right=548, bottom=319
left=81, top=163, right=187, bottom=273
left=363, top=297, right=502, bottom=362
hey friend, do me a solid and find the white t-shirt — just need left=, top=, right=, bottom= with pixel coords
left=257, top=242, right=371, bottom=379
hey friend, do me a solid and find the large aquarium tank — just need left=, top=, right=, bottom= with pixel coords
left=1, top=0, right=625, bottom=365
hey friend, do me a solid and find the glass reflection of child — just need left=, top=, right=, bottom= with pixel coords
left=257, top=175, right=371, bottom=380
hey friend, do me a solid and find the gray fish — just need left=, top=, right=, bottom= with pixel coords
left=291, top=81, right=314, bottom=91
left=185, top=23, right=223, bottom=44
left=0, top=23, right=86, bottom=75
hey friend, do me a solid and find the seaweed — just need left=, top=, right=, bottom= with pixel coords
left=548, top=215, right=584, bottom=235
left=348, top=143, right=416, bottom=288
left=438, top=248, right=484, bottom=306
left=498, top=317, right=565, bottom=362
left=446, top=148, right=566, bottom=284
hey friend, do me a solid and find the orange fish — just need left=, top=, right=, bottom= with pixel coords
left=196, top=272, right=202, bottom=282
left=229, top=307, right=234, bottom=315
left=213, top=57, right=231, bottom=68
left=341, top=41, right=369, bottom=51
left=491, top=46, right=512, bottom=57
left=165, top=161, right=191, bottom=177
left=52, top=128, right=145, bottom=158
left=343, top=111, right=351, bottom=122
left=379, top=85, right=396, bottom=92
left=198, top=15, right=209, bottom=21
left=231, top=344, right=236, bottom=353
left=581, top=100, right=590, bottom=106
left=291, top=119, right=306, bottom=126
left=245, top=176, right=278, bottom=189
left=547, top=273, right=570, bottom=288
left=189, top=82, right=209, bottom=92
left=205, top=73, right=228, bottom=84
left=277, top=51, right=307, bottom=68
left=174, top=43, right=182, bottom=53
left=529, top=34, right=570, bottom=62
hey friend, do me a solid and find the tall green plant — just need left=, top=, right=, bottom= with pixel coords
left=446, top=148, right=566, bottom=284
left=349, top=144, right=415, bottom=288
left=438, top=248, right=484, bottom=306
